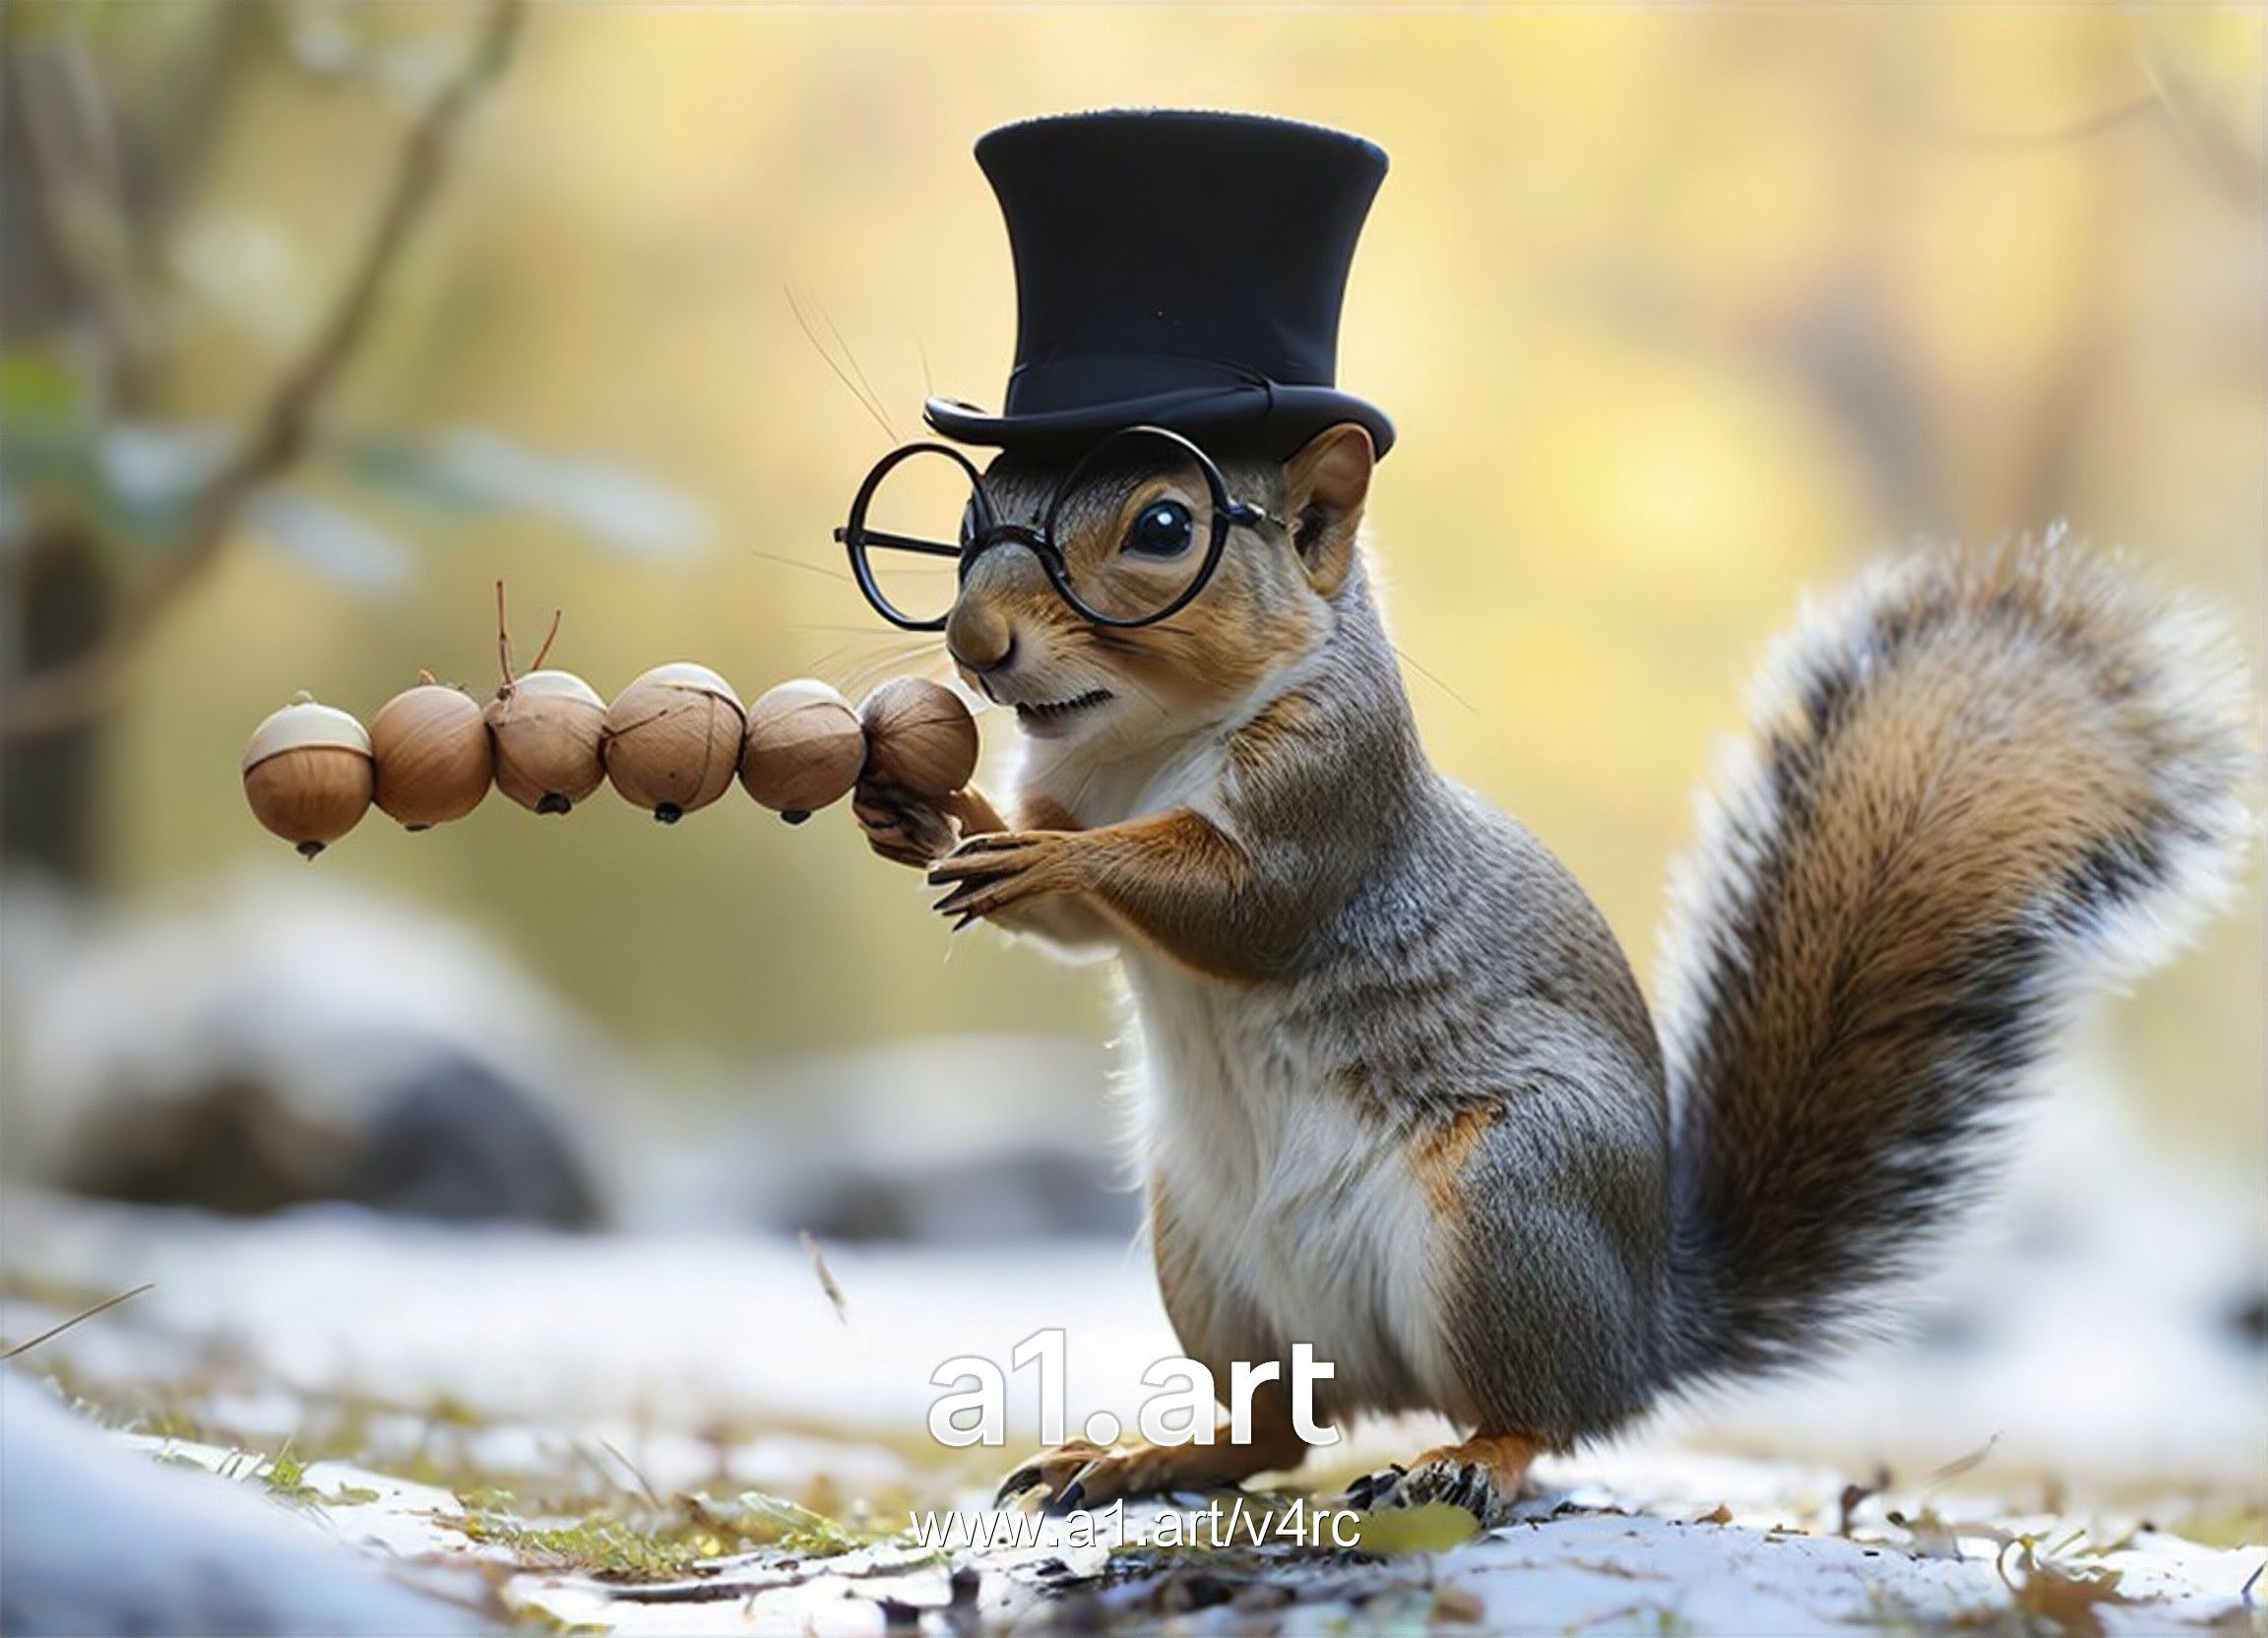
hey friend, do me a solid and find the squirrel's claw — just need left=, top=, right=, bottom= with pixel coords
left=853, top=781, right=958, bottom=868
left=1342, top=1458, right=1503, bottom=1523
left=929, top=831, right=1077, bottom=924
left=1340, top=1463, right=1405, bottom=1512
left=992, top=1438, right=1111, bottom=1509
left=1049, top=1459, right=1105, bottom=1516
left=1342, top=1435, right=1535, bottom=1526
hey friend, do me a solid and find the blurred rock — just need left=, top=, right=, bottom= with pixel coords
left=339, top=1059, right=600, bottom=1227
left=2, top=872, right=609, bottom=1228
left=639, top=1034, right=1138, bottom=1242
left=2225, top=1289, right=2267, bottom=1350
left=56, top=1057, right=600, bottom=1229
left=798, top=1144, right=1124, bottom=1243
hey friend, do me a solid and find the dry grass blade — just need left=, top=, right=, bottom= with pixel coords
left=1838, top=1465, right=1890, bottom=1536
left=595, top=1436, right=664, bottom=1510
left=1925, top=1432, right=2000, bottom=1491
left=2, top=1281, right=155, bottom=1359
left=799, top=1230, right=850, bottom=1323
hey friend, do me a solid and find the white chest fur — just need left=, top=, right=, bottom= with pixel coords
left=1016, top=662, right=1461, bottom=1420
left=1121, top=953, right=1459, bottom=1418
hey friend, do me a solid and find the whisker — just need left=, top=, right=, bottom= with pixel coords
left=745, top=545, right=859, bottom=589
left=837, top=639, right=947, bottom=698
left=1057, top=643, right=1170, bottom=725
left=817, top=298, right=898, bottom=440
left=1111, top=671, right=1172, bottom=725
left=1393, top=644, right=1480, bottom=716
left=1081, top=626, right=1148, bottom=656
left=802, top=640, right=854, bottom=677
left=831, top=631, right=938, bottom=666
left=1926, top=93, right=2160, bottom=150
left=797, top=630, right=932, bottom=684
left=1056, top=751, right=1106, bottom=817
left=786, top=284, right=895, bottom=440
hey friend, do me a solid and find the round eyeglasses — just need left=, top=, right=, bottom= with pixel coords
left=834, top=425, right=1271, bottom=631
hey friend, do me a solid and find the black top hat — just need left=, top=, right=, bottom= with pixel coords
left=924, top=110, right=1395, bottom=461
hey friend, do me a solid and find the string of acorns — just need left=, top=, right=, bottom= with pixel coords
left=240, top=588, right=976, bottom=857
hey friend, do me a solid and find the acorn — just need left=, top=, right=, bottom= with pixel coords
left=739, top=679, right=866, bottom=824
left=242, top=695, right=374, bottom=858
left=486, top=669, right=606, bottom=815
left=859, top=677, right=978, bottom=799
left=370, top=672, right=491, bottom=830
left=601, top=662, right=744, bottom=823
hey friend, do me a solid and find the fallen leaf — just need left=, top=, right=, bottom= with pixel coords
left=1352, top=1503, right=1480, bottom=1555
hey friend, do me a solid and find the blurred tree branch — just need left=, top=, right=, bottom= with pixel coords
left=7, top=20, right=161, bottom=411
left=2, top=0, right=527, bottom=743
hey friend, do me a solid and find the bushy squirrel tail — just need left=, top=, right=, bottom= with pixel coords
left=1657, top=531, right=2255, bottom=1384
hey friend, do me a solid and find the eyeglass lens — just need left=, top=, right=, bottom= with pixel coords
left=847, top=429, right=1226, bottom=628
left=1047, top=431, right=1219, bottom=624
left=853, top=450, right=975, bottom=627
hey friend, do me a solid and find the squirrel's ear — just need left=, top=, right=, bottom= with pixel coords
left=1281, top=423, right=1373, bottom=598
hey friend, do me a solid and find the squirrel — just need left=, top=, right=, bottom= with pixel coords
left=851, top=422, right=2256, bottom=1524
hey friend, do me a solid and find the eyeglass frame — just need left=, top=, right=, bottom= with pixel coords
left=832, top=424, right=1273, bottom=632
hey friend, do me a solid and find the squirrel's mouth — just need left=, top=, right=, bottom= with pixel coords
left=1014, top=688, right=1113, bottom=733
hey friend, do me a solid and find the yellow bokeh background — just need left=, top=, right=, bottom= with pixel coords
left=62, top=4, right=2261, bottom=1163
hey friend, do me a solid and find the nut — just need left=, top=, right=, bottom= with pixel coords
left=242, top=697, right=374, bottom=858
left=601, top=662, right=744, bottom=823
left=370, top=676, right=492, bottom=830
left=859, top=677, right=977, bottom=799
left=739, top=679, right=866, bottom=824
left=486, top=669, right=606, bottom=815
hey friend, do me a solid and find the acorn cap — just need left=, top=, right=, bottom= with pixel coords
left=241, top=697, right=374, bottom=858
left=757, top=678, right=852, bottom=715
left=242, top=700, right=372, bottom=773
left=623, top=661, right=737, bottom=703
left=503, top=668, right=605, bottom=708
left=487, top=668, right=607, bottom=814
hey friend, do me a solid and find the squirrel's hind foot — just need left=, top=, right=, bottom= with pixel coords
left=1341, top=1431, right=1539, bottom=1527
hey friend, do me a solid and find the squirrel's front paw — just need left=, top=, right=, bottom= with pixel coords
left=929, top=830, right=1080, bottom=928
left=994, top=1438, right=1239, bottom=1513
left=992, top=1437, right=1112, bottom=1511
left=853, top=781, right=959, bottom=868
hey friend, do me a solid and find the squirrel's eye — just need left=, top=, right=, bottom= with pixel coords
left=1122, top=498, right=1195, bottom=560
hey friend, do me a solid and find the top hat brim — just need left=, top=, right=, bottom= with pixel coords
left=923, top=383, right=1395, bottom=461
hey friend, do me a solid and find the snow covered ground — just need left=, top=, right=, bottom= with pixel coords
left=6, top=1363, right=2260, bottom=1636
left=3, top=1170, right=2262, bottom=1635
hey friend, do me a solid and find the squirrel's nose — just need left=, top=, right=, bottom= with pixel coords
left=947, top=597, right=1017, bottom=675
